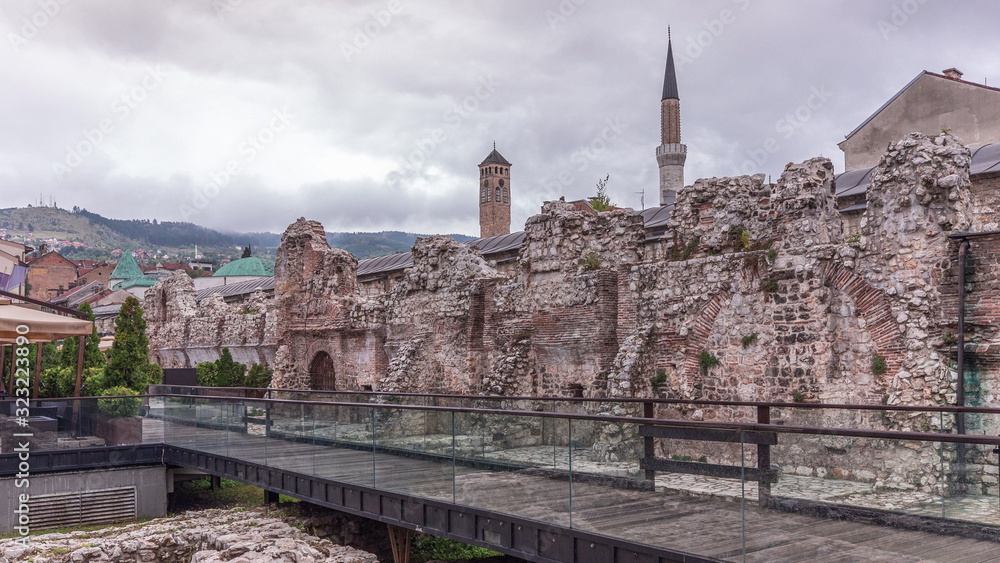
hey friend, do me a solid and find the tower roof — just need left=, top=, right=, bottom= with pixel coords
left=109, top=251, right=143, bottom=281
left=661, top=34, right=679, bottom=101
left=479, top=148, right=511, bottom=166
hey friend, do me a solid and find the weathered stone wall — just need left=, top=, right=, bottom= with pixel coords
left=144, top=272, right=277, bottom=368
left=145, top=133, right=1000, bottom=494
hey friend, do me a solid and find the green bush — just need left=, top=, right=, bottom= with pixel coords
left=82, top=367, right=108, bottom=396
left=196, top=362, right=217, bottom=387
left=214, top=348, right=246, bottom=387
left=98, top=386, right=142, bottom=418
left=246, top=363, right=273, bottom=388
left=412, top=534, right=500, bottom=563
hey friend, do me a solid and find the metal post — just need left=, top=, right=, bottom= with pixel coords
left=73, top=335, right=85, bottom=398
left=956, top=238, right=970, bottom=491
left=7, top=345, right=15, bottom=396
left=33, top=342, right=42, bottom=399
left=957, top=238, right=969, bottom=434
left=757, top=405, right=771, bottom=506
left=643, top=401, right=655, bottom=481
left=0, top=346, right=6, bottom=397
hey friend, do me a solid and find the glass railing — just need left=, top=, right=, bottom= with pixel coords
left=4, top=392, right=1000, bottom=561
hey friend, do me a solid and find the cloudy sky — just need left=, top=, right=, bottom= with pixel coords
left=1, top=0, right=998, bottom=237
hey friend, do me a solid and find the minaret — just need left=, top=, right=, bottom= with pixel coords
left=478, top=143, right=512, bottom=238
left=656, top=28, right=686, bottom=206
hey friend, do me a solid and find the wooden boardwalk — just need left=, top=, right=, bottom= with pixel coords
left=160, top=421, right=1000, bottom=562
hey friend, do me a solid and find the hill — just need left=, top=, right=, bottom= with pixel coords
left=0, top=206, right=477, bottom=263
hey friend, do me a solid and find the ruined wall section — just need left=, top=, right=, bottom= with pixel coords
left=854, top=133, right=973, bottom=411
left=637, top=158, right=887, bottom=418
left=145, top=272, right=276, bottom=368
left=378, top=236, right=503, bottom=393
left=271, top=218, right=386, bottom=390
left=495, top=202, right=646, bottom=397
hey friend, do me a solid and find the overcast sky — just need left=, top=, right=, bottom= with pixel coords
left=1, top=0, right=998, bottom=237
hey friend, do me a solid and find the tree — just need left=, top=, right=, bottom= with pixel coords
left=78, top=303, right=106, bottom=368
left=589, top=174, right=614, bottom=212
left=214, top=348, right=246, bottom=388
left=104, top=296, right=153, bottom=392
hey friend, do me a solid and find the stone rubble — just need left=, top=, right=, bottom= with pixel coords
left=0, top=508, right=377, bottom=563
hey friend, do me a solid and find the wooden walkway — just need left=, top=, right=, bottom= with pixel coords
left=160, top=421, right=1000, bottom=562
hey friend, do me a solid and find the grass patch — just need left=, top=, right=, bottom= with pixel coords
left=171, top=477, right=275, bottom=513
left=412, top=534, right=502, bottom=563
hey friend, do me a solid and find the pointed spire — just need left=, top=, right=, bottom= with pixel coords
left=661, top=30, right=679, bottom=101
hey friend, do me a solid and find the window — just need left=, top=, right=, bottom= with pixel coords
left=503, top=188, right=508, bottom=203
left=495, top=187, right=501, bottom=201
left=481, top=187, right=487, bottom=203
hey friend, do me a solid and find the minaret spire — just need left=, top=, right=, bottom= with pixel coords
left=656, top=29, right=687, bottom=206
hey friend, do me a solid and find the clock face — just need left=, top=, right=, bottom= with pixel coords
left=499, top=179, right=505, bottom=187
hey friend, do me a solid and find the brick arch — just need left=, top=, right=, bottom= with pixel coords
left=821, top=263, right=905, bottom=378
left=681, top=290, right=732, bottom=377
left=302, top=340, right=337, bottom=390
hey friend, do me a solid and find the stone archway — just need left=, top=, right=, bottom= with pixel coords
left=308, top=351, right=335, bottom=390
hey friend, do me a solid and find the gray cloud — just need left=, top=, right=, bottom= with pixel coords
left=2, top=0, right=999, bottom=236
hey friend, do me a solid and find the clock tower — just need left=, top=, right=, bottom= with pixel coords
left=478, top=144, right=511, bottom=238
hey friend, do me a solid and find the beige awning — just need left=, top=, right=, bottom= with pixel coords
left=0, top=300, right=93, bottom=343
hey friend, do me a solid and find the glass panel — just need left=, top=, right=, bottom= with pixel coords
left=306, top=403, right=374, bottom=487
left=940, top=408, right=1000, bottom=525
left=372, top=407, right=454, bottom=502
left=453, top=411, right=571, bottom=528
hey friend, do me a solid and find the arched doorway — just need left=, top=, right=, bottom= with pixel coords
left=309, top=351, right=335, bottom=390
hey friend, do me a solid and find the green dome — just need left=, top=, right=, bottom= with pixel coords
left=213, top=256, right=275, bottom=277
left=109, top=251, right=143, bottom=281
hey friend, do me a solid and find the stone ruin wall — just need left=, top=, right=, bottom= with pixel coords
left=146, top=133, right=1000, bottom=494
left=145, top=272, right=278, bottom=369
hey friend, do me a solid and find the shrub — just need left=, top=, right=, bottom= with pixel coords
left=196, top=362, right=217, bottom=387
left=699, top=351, right=719, bottom=373
left=246, top=364, right=273, bottom=389
left=871, top=355, right=888, bottom=376
left=650, top=369, right=667, bottom=391
left=98, top=386, right=142, bottom=418
left=412, top=534, right=501, bottom=563
left=580, top=251, right=601, bottom=271
left=214, top=348, right=247, bottom=388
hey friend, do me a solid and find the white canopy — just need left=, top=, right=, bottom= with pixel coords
left=0, top=300, right=93, bottom=343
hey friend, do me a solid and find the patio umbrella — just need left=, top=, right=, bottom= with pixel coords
left=0, top=299, right=93, bottom=398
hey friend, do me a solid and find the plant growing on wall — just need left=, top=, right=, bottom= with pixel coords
left=588, top=174, right=614, bottom=211
left=871, top=354, right=888, bottom=376
left=580, top=250, right=601, bottom=271
left=651, top=369, right=667, bottom=391
left=741, top=333, right=758, bottom=348
left=699, top=350, right=719, bottom=373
